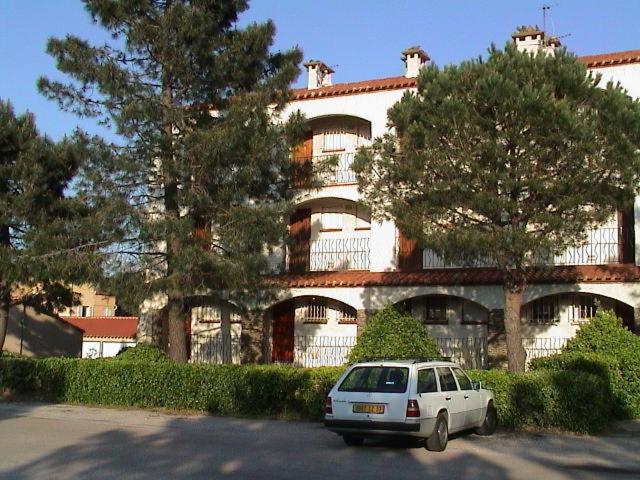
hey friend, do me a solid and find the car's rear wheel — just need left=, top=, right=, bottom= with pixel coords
left=426, top=412, right=448, bottom=452
left=475, top=401, right=497, bottom=436
left=342, top=434, right=364, bottom=446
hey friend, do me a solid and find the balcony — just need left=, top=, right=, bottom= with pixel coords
left=421, top=225, right=634, bottom=269
left=309, top=237, right=370, bottom=271
left=293, top=152, right=357, bottom=187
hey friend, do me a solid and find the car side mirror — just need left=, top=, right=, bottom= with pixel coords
left=472, top=381, right=481, bottom=391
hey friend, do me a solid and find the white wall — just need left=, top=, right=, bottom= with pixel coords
left=82, top=339, right=136, bottom=358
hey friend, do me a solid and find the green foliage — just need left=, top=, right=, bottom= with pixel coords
left=348, top=306, right=441, bottom=363
left=354, top=44, right=640, bottom=269
left=0, top=357, right=342, bottom=421
left=531, top=310, right=640, bottom=418
left=38, top=0, right=306, bottom=360
left=0, top=99, right=98, bottom=351
left=468, top=369, right=610, bottom=433
left=113, top=344, right=169, bottom=363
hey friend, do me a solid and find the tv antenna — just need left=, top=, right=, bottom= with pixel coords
left=541, top=3, right=552, bottom=34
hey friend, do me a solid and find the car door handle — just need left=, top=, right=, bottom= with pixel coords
left=445, top=396, right=451, bottom=401
left=464, top=395, right=469, bottom=399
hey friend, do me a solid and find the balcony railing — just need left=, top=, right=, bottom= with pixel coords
left=423, top=226, right=628, bottom=269
left=293, top=152, right=356, bottom=187
left=309, top=237, right=370, bottom=271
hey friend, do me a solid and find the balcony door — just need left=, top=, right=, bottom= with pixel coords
left=292, top=130, right=313, bottom=187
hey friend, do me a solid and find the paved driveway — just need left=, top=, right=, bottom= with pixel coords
left=0, top=402, right=638, bottom=480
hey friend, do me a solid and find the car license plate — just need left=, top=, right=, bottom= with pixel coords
left=352, top=403, right=384, bottom=414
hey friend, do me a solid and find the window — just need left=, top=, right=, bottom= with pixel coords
left=452, top=367, right=472, bottom=391
left=569, top=294, right=597, bottom=324
left=424, top=296, right=448, bottom=324
left=194, top=305, right=221, bottom=323
left=81, top=306, right=92, bottom=317
left=337, top=306, right=357, bottom=324
left=322, top=128, right=347, bottom=151
left=354, top=205, right=371, bottom=230
left=437, top=367, right=459, bottom=392
left=339, top=367, right=409, bottom=393
left=417, top=369, right=438, bottom=394
left=302, top=300, right=328, bottom=324
left=320, top=209, right=343, bottom=231
left=102, top=307, right=114, bottom=317
left=527, top=296, right=560, bottom=324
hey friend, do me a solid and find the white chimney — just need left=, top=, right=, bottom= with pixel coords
left=304, top=60, right=334, bottom=89
left=512, top=26, right=560, bottom=55
left=402, top=46, right=429, bottom=78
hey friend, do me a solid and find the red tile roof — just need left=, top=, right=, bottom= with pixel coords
left=62, top=316, right=138, bottom=339
left=578, top=49, right=640, bottom=68
left=290, top=75, right=417, bottom=101
left=268, top=264, right=640, bottom=288
left=289, top=50, right=640, bottom=102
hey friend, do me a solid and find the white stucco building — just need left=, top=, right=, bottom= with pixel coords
left=188, top=32, right=640, bottom=368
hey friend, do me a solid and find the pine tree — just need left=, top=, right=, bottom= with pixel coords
left=0, top=100, right=94, bottom=351
left=39, top=0, right=303, bottom=362
left=354, top=43, right=640, bottom=372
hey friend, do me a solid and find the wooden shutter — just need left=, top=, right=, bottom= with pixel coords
left=398, top=230, right=421, bottom=271
left=272, top=302, right=295, bottom=363
left=292, top=130, right=313, bottom=187
left=618, top=208, right=635, bottom=263
left=289, top=208, right=311, bottom=273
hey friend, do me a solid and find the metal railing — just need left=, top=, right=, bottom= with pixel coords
left=293, top=152, right=356, bottom=186
left=434, top=337, right=488, bottom=369
left=309, top=237, right=370, bottom=271
left=190, top=331, right=242, bottom=364
left=294, top=336, right=356, bottom=367
left=423, top=226, right=625, bottom=269
left=523, top=337, right=570, bottom=363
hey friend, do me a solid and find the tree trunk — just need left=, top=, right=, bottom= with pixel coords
left=0, top=285, right=10, bottom=352
left=503, top=283, right=527, bottom=373
left=166, top=294, right=187, bottom=363
left=221, top=310, right=232, bottom=364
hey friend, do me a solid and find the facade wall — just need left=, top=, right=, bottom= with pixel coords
left=82, top=339, right=136, bottom=358
left=58, top=284, right=118, bottom=317
left=5, top=305, right=82, bottom=358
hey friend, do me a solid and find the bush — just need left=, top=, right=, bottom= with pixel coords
left=0, top=357, right=343, bottom=420
left=348, top=305, right=441, bottom=363
left=531, top=309, right=640, bottom=419
left=114, top=344, right=169, bottom=363
left=468, top=368, right=611, bottom=433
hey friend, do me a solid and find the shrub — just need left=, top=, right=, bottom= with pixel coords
left=531, top=309, right=640, bottom=419
left=468, top=368, right=611, bottom=433
left=348, top=305, right=441, bottom=363
left=114, top=344, right=169, bottom=363
left=0, top=357, right=343, bottom=421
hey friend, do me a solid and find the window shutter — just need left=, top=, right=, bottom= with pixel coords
left=398, top=230, right=421, bottom=271
left=289, top=209, right=311, bottom=273
left=292, top=130, right=313, bottom=187
left=618, top=208, right=635, bottom=263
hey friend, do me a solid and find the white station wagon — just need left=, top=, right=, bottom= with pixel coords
left=324, top=360, right=496, bottom=451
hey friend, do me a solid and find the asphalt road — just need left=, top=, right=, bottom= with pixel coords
left=0, top=402, right=638, bottom=480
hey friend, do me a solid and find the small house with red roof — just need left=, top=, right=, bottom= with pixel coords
left=64, top=316, right=138, bottom=358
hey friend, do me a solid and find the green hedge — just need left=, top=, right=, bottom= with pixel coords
left=530, top=310, right=640, bottom=420
left=0, top=358, right=342, bottom=420
left=467, top=369, right=610, bottom=433
left=0, top=358, right=611, bottom=433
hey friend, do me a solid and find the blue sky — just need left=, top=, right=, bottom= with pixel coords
left=1, top=0, right=638, bottom=140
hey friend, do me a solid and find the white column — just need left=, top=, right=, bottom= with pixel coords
left=635, top=195, right=640, bottom=266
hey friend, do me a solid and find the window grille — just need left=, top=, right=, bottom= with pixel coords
left=527, top=297, right=560, bottom=324
left=195, top=305, right=221, bottom=323
left=337, top=307, right=357, bottom=324
left=322, top=128, right=346, bottom=151
left=303, top=300, right=328, bottom=323
left=569, top=294, right=597, bottom=324
left=424, top=296, right=448, bottom=324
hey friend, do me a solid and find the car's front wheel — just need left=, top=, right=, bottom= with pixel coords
left=342, top=434, right=364, bottom=446
left=475, top=401, right=497, bottom=436
left=426, top=412, right=448, bottom=452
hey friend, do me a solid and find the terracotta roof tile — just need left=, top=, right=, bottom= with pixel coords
left=268, top=264, right=640, bottom=288
left=290, top=76, right=417, bottom=101
left=62, top=316, right=138, bottom=339
left=578, top=49, right=640, bottom=68
left=288, top=49, right=640, bottom=102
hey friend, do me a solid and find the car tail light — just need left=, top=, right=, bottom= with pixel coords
left=325, top=396, right=333, bottom=414
left=406, top=399, right=420, bottom=418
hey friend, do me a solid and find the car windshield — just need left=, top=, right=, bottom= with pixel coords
left=339, top=367, right=409, bottom=393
